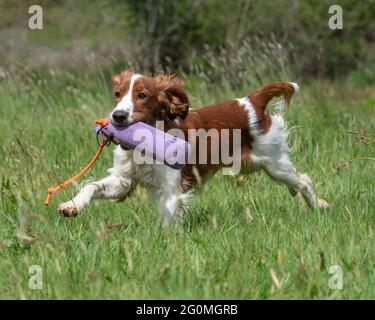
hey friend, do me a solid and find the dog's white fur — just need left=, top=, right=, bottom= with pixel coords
left=111, top=74, right=141, bottom=120
left=58, top=147, right=192, bottom=224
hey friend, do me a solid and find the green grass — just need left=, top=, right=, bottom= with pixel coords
left=0, top=68, right=374, bottom=299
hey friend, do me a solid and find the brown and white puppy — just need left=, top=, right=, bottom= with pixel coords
left=58, top=70, right=328, bottom=224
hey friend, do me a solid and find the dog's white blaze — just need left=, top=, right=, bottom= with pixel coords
left=113, top=74, right=141, bottom=117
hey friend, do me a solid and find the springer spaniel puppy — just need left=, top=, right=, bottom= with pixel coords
left=58, top=70, right=328, bottom=224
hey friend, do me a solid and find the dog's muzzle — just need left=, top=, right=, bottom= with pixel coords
left=111, top=110, right=129, bottom=126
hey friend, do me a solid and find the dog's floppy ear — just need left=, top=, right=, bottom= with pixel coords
left=154, top=74, right=189, bottom=120
left=111, top=69, right=134, bottom=86
left=111, top=74, right=121, bottom=86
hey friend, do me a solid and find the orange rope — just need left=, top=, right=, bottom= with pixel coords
left=44, top=118, right=110, bottom=206
left=94, top=118, right=110, bottom=127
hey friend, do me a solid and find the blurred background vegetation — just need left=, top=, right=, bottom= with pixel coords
left=0, top=0, right=374, bottom=86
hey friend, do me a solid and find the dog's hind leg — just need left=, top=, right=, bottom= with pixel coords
left=263, top=159, right=328, bottom=209
left=252, top=115, right=328, bottom=209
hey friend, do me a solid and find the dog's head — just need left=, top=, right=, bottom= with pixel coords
left=110, top=70, right=189, bottom=127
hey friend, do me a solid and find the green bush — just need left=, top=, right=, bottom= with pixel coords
left=121, top=0, right=374, bottom=80
left=0, top=0, right=373, bottom=81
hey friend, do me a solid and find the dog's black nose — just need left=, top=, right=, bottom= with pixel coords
left=112, top=110, right=129, bottom=124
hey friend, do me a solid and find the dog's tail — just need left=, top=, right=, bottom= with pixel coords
left=249, top=82, right=299, bottom=112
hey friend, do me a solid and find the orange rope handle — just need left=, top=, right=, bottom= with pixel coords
left=94, top=118, right=110, bottom=127
left=44, top=141, right=106, bottom=206
left=44, top=118, right=110, bottom=206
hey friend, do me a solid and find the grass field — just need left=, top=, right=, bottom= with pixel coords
left=0, top=68, right=374, bottom=299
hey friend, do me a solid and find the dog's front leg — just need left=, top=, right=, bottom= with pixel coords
left=58, top=146, right=137, bottom=217
left=156, top=192, right=183, bottom=225
left=149, top=167, right=192, bottom=226
left=58, top=174, right=136, bottom=217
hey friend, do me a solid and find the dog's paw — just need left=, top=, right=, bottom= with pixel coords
left=58, top=201, right=78, bottom=217
left=318, top=198, right=329, bottom=209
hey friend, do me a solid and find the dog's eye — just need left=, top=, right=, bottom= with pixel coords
left=137, top=92, right=147, bottom=100
left=114, top=91, right=121, bottom=98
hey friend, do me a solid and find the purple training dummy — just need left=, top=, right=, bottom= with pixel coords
left=94, top=121, right=191, bottom=169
